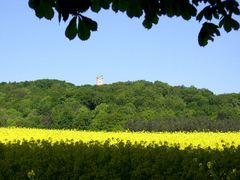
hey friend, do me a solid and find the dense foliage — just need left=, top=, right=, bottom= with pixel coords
left=0, top=79, right=240, bottom=131
left=28, top=0, right=240, bottom=46
left=1, top=139, right=240, bottom=179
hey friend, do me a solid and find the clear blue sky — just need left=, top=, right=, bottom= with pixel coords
left=0, top=1, right=239, bottom=94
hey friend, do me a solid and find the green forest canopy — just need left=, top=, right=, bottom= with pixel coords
left=28, top=0, right=240, bottom=46
left=0, top=79, right=240, bottom=131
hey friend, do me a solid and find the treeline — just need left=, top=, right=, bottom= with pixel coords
left=0, top=79, right=240, bottom=131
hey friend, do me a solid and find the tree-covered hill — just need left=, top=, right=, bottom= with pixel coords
left=0, top=79, right=240, bottom=131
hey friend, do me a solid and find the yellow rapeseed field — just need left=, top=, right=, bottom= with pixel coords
left=0, top=127, right=240, bottom=150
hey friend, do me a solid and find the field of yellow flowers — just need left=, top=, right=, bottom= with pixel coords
left=1, top=127, right=240, bottom=179
left=1, top=127, right=240, bottom=149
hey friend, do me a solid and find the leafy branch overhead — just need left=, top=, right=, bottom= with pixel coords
left=28, top=0, right=240, bottom=46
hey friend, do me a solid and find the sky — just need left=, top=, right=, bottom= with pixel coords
left=0, top=1, right=239, bottom=94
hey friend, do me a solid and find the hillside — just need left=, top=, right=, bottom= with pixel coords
left=0, top=79, right=240, bottom=131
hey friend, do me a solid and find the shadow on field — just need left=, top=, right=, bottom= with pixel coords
left=0, top=140, right=239, bottom=179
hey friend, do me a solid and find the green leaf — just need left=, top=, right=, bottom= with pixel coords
left=219, top=18, right=225, bottom=28
left=189, top=5, right=197, bottom=16
left=82, top=17, right=98, bottom=31
left=152, top=16, right=159, bottom=25
left=198, top=22, right=220, bottom=47
left=62, top=12, right=69, bottom=22
left=142, top=19, right=152, bottom=29
left=65, top=17, right=77, bottom=40
left=223, top=18, right=232, bottom=32
left=181, top=3, right=193, bottom=20
left=208, top=23, right=220, bottom=36
left=127, top=8, right=134, bottom=18
left=31, top=0, right=54, bottom=20
left=78, top=18, right=91, bottom=41
left=230, top=18, right=240, bottom=30
left=112, top=0, right=119, bottom=12
left=33, top=0, right=44, bottom=19
left=58, top=13, right=62, bottom=23
left=28, top=0, right=40, bottom=9
left=35, top=9, right=44, bottom=19
left=196, top=6, right=212, bottom=22
left=219, top=17, right=233, bottom=33
left=182, top=11, right=191, bottom=20
left=118, top=0, right=128, bottom=12
left=100, top=0, right=110, bottom=9
left=43, top=2, right=54, bottom=20
left=198, top=26, right=208, bottom=47
left=213, top=12, right=219, bottom=19
left=204, top=8, right=212, bottom=21
left=77, top=0, right=91, bottom=13
left=91, top=0, right=101, bottom=12
left=196, top=10, right=204, bottom=22
left=233, top=8, right=240, bottom=15
left=56, top=0, right=69, bottom=22
left=165, top=0, right=174, bottom=17
left=166, top=3, right=174, bottom=17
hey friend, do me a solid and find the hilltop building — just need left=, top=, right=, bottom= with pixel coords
left=96, top=75, right=104, bottom=86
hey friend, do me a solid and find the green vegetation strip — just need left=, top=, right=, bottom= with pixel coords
left=0, top=140, right=240, bottom=179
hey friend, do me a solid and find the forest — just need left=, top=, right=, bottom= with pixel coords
left=0, top=79, right=240, bottom=131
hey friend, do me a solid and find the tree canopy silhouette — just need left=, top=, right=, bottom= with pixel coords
left=28, top=0, right=240, bottom=46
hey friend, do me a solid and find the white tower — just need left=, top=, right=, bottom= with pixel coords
left=96, top=75, right=104, bottom=86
